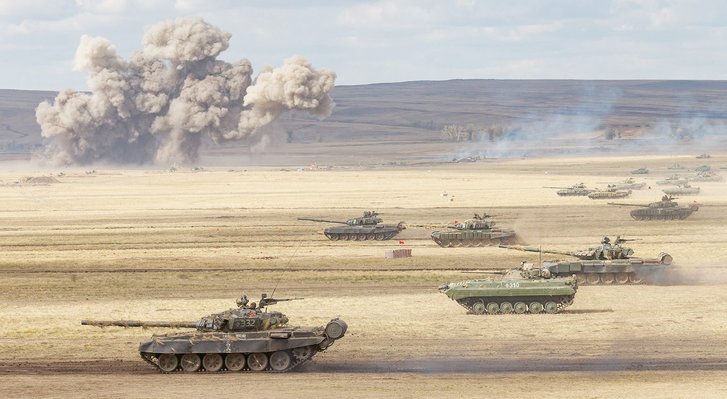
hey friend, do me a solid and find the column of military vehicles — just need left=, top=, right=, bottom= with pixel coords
left=83, top=155, right=721, bottom=372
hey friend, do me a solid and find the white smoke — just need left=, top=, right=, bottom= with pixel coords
left=35, top=16, right=336, bottom=165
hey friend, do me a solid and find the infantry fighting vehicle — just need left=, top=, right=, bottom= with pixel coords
left=631, top=167, right=649, bottom=174
left=429, top=213, right=516, bottom=247
left=298, top=211, right=405, bottom=241
left=662, top=182, right=700, bottom=196
left=608, top=195, right=699, bottom=220
left=500, top=236, right=672, bottom=285
left=587, top=185, right=632, bottom=199
left=544, top=183, right=594, bottom=196
left=439, top=263, right=578, bottom=315
left=81, top=294, right=348, bottom=373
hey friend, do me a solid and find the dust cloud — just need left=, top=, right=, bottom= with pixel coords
left=35, top=17, right=336, bottom=166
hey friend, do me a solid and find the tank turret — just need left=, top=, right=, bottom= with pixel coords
left=298, top=211, right=405, bottom=241
left=82, top=294, right=348, bottom=373
left=544, top=183, right=594, bottom=196
left=499, top=237, right=672, bottom=285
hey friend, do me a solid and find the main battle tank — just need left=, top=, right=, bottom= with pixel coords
left=439, top=263, right=578, bottom=315
left=587, top=185, right=632, bottom=199
left=544, top=183, right=594, bottom=196
left=662, top=182, right=700, bottom=196
left=500, top=236, right=672, bottom=285
left=608, top=195, right=699, bottom=220
left=656, top=174, right=688, bottom=185
left=298, top=211, right=405, bottom=241
left=689, top=171, right=722, bottom=182
left=608, top=177, right=646, bottom=190
left=429, top=213, right=517, bottom=247
left=631, top=167, right=649, bottom=174
left=81, top=294, right=348, bottom=373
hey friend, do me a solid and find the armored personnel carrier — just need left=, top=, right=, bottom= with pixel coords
left=298, top=211, right=405, bottom=241
left=439, top=263, right=578, bottom=314
left=82, top=294, right=348, bottom=373
left=587, top=185, right=631, bottom=199
left=662, top=182, right=700, bottom=196
left=609, top=195, right=699, bottom=220
left=631, top=167, right=649, bottom=174
left=430, top=213, right=516, bottom=247
left=544, top=183, right=594, bottom=196
left=500, top=236, right=672, bottom=285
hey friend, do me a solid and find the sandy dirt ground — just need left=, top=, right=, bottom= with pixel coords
left=0, top=153, right=726, bottom=398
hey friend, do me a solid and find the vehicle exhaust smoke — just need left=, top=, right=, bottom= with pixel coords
left=35, top=16, right=336, bottom=165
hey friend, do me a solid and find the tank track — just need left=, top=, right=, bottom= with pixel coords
left=630, top=211, right=693, bottom=220
left=431, top=236, right=515, bottom=248
left=140, top=344, right=322, bottom=373
left=455, top=295, right=574, bottom=315
left=569, top=271, right=647, bottom=285
left=324, top=231, right=399, bottom=241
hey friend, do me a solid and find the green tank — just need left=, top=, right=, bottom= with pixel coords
left=689, top=171, right=722, bottom=182
left=609, top=195, right=699, bottom=220
left=430, top=213, right=516, bottom=247
left=662, top=182, right=699, bottom=196
left=608, top=177, right=646, bottom=190
left=439, top=263, right=578, bottom=315
left=631, top=167, right=649, bottom=174
left=587, top=185, right=632, bottom=199
left=81, top=294, right=347, bottom=373
left=656, top=174, right=688, bottom=185
left=298, top=211, right=405, bottom=241
left=543, top=183, right=594, bottom=196
left=500, top=236, right=672, bottom=285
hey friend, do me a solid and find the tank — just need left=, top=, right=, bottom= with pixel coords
left=544, top=183, right=594, bottom=196
left=438, top=263, right=578, bottom=314
left=609, top=195, right=699, bottom=220
left=696, top=153, right=711, bottom=159
left=656, top=174, right=688, bottom=185
left=429, top=213, right=517, bottom=247
left=500, top=236, right=672, bottom=285
left=667, top=162, right=685, bottom=170
left=608, top=177, right=646, bottom=190
left=81, top=294, right=348, bottom=373
left=298, top=211, right=405, bottom=241
left=587, top=185, right=632, bottom=199
left=694, top=164, right=711, bottom=172
left=689, top=171, right=722, bottom=182
left=662, top=183, right=700, bottom=196
left=631, top=167, right=649, bottom=174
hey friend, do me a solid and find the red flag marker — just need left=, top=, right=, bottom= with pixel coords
left=399, top=240, right=405, bottom=245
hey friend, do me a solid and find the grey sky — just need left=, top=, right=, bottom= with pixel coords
left=1, top=0, right=726, bottom=91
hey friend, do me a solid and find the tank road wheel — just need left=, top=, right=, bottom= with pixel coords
left=353, top=234, right=362, bottom=241
left=224, top=353, right=245, bottom=372
left=544, top=301, right=559, bottom=314
left=270, top=351, right=292, bottom=371
left=615, top=272, right=630, bottom=284
left=157, top=354, right=178, bottom=372
left=202, top=353, right=223, bottom=372
left=513, top=302, right=528, bottom=314
left=529, top=302, right=544, bottom=314
left=441, top=240, right=452, bottom=247
left=247, top=352, right=269, bottom=371
left=600, top=273, right=615, bottom=285
left=366, top=233, right=375, bottom=240
left=180, top=354, right=202, bottom=372
left=486, top=302, right=500, bottom=314
left=628, top=273, right=643, bottom=284
left=499, top=302, right=513, bottom=314
left=574, top=273, right=587, bottom=285
left=471, top=301, right=486, bottom=315
left=329, top=233, right=339, bottom=241
left=375, top=233, right=385, bottom=241
left=586, top=274, right=601, bottom=285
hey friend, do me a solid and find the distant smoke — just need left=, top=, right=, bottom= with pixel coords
left=35, top=17, right=336, bottom=165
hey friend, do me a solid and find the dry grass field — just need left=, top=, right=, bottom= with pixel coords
left=0, top=153, right=726, bottom=398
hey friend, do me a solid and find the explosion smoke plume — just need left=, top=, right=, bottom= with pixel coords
left=36, top=17, right=336, bottom=165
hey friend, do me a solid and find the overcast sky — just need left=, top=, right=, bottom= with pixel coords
left=2, top=0, right=726, bottom=91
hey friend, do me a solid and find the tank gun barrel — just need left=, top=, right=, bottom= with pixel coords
left=297, top=217, right=347, bottom=224
left=498, top=244, right=570, bottom=256
left=607, top=202, right=644, bottom=207
left=259, top=297, right=304, bottom=308
left=81, top=320, right=198, bottom=328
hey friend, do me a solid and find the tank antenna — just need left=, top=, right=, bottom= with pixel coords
left=271, top=241, right=302, bottom=299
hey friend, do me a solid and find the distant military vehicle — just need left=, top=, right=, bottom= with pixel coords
left=544, top=183, right=594, bottom=196
left=429, top=213, right=517, bottom=247
left=298, top=211, right=405, bottom=241
left=631, top=167, right=649, bottom=174
left=500, top=236, right=672, bottom=285
left=607, top=177, right=646, bottom=190
left=588, top=185, right=631, bottom=199
left=662, top=183, right=700, bottom=196
left=689, top=171, right=722, bottom=182
left=696, top=153, right=711, bottom=159
left=609, top=195, right=699, bottom=220
left=667, top=162, right=685, bottom=170
left=82, top=294, right=347, bottom=373
left=439, top=263, right=578, bottom=314
left=656, top=174, right=688, bottom=186
left=694, top=165, right=711, bottom=172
